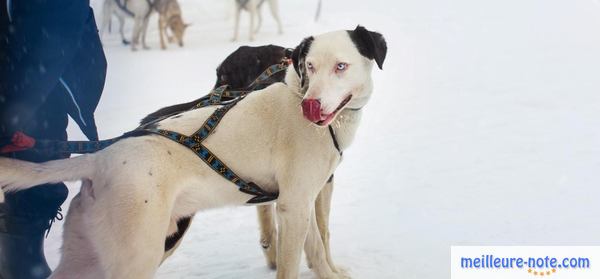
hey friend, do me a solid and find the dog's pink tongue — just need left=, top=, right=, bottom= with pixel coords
left=301, top=99, right=322, bottom=123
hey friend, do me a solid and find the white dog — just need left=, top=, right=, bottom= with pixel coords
left=233, top=0, right=283, bottom=41
left=0, top=26, right=386, bottom=278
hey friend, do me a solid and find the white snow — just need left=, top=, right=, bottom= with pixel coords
left=44, top=0, right=600, bottom=278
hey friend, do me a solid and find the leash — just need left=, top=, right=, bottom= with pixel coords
left=114, top=0, right=135, bottom=17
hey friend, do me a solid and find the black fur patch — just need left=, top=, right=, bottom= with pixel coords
left=139, top=98, right=203, bottom=126
left=165, top=216, right=193, bottom=252
left=141, top=44, right=288, bottom=126
left=215, top=44, right=287, bottom=89
left=347, top=25, right=388, bottom=69
left=291, top=36, right=314, bottom=88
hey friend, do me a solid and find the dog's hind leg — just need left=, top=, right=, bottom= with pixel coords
left=257, top=205, right=277, bottom=269
left=88, top=183, right=171, bottom=278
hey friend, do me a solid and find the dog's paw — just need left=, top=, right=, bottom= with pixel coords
left=328, top=266, right=351, bottom=279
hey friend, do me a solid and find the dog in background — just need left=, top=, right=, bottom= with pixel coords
left=233, top=0, right=283, bottom=41
left=100, top=0, right=134, bottom=45
left=100, top=0, right=153, bottom=50
left=100, top=0, right=189, bottom=51
left=155, top=0, right=190, bottom=49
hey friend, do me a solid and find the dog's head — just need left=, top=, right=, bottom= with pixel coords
left=167, top=15, right=190, bottom=47
left=291, top=25, right=387, bottom=126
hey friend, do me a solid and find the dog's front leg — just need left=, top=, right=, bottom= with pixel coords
left=276, top=194, right=313, bottom=278
left=315, top=178, right=337, bottom=273
left=304, top=205, right=347, bottom=279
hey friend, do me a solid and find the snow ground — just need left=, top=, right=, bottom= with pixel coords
left=44, top=0, right=600, bottom=278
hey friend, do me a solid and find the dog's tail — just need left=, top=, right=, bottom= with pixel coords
left=0, top=155, right=94, bottom=202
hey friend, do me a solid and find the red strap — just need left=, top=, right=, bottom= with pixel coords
left=0, top=131, right=36, bottom=153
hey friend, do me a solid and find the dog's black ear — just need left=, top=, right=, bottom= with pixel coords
left=291, top=36, right=314, bottom=88
left=348, top=25, right=387, bottom=69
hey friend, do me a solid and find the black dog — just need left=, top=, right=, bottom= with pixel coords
left=140, top=44, right=289, bottom=125
left=214, top=44, right=289, bottom=89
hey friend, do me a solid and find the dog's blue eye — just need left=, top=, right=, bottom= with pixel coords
left=336, top=63, right=347, bottom=71
left=306, top=62, right=314, bottom=70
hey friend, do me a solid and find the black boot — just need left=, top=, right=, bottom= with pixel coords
left=0, top=184, right=67, bottom=279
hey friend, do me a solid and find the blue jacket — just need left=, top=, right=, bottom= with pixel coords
left=0, top=0, right=106, bottom=142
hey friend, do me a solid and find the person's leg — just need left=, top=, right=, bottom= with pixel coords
left=0, top=5, right=106, bottom=278
left=0, top=84, right=70, bottom=279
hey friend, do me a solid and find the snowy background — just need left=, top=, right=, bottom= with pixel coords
left=45, top=0, right=600, bottom=278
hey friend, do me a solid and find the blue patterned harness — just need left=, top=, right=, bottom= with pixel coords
left=141, top=97, right=278, bottom=204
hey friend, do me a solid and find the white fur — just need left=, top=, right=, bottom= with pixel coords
left=0, top=30, right=376, bottom=279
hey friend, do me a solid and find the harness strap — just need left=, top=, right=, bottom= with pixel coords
left=191, top=63, right=290, bottom=110
left=328, top=125, right=343, bottom=156
left=143, top=101, right=278, bottom=204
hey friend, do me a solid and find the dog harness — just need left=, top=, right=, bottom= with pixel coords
left=1, top=61, right=345, bottom=204
left=142, top=97, right=279, bottom=204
